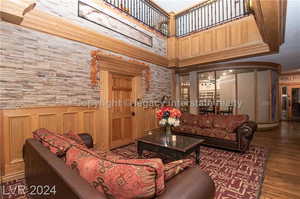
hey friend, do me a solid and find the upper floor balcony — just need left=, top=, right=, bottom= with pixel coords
left=175, top=0, right=251, bottom=37
left=0, top=0, right=286, bottom=68
left=102, top=0, right=251, bottom=38
left=103, top=0, right=170, bottom=36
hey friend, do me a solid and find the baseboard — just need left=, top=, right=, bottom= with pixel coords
left=257, top=122, right=280, bottom=131
left=1, top=171, right=24, bottom=183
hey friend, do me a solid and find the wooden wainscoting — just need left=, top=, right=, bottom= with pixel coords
left=0, top=105, right=160, bottom=182
left=175, top=15, right=270, bottom=67
left=0, top=106, right=101, bottom=182
left=139, top=108, right=159, bottom=138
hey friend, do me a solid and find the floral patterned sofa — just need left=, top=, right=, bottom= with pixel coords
left=24, top=128, right=215, bottom=199
left=172, top=113, right=257, bottom=153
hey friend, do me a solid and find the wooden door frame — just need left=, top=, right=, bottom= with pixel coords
left=108, top=73, right=142, bottom=149
left=98, top=70, right=144, bottom=150
left=279, top=83, right=300, bottom=121
left=288, top=85, right=300, bottom=120
left=92, top=51, right=149, bottom=150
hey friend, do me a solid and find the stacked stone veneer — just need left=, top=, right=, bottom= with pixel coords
left=0, top=21, right=172, bottom=109
left=35, top=0, right=167, bottom=56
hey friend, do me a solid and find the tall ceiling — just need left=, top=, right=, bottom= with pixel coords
left=153, top=0, right=205, bottom=13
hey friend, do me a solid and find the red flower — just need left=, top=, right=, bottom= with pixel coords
left=156, top=107, right=182, bottom=120
left=156, top=109, right=163, bottom=120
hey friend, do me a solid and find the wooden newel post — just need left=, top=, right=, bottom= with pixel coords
left=167, top=12, right=178, bottom=67
left=168, top=12, right=176, bottom=37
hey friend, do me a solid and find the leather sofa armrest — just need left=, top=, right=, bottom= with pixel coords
left=237, top=121, right=257, bottom=138
left=24, top=139, right=106, bottom=199
left=78, top=133, right=94, bottom=148
left=237, top=121, right=257, bottom=152
left=157, top=167, right=215, bottom=199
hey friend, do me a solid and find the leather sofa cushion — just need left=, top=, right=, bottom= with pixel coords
left=213, top=115, right=249, bottom=133
left=206, top=128, right=236, bottom=141
left=33, top=128, right=79, bottom=156
left=197, top=115, right=214, bottom=128
left=181, top=113, right=199, bottom=126
left=173, top=125, right=198, bottom=134
left=181, top=113, right=214, bottom=128
left=66, top=145, right=165, bottom=199
left=173, top=126, right=236, bottom=141
left=164, top=159, right=193, bottom=181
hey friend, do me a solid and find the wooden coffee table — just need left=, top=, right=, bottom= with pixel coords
left=137, top=128, right=205, bottom=164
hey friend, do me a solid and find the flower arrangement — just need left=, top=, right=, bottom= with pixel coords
left=156, top=107, right=182, bottom=128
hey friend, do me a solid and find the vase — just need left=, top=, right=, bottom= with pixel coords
left=165, top=125, right=172, bottom=137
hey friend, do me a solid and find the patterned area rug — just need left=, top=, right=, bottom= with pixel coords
left=112, top=144, right=268, bottom=199
left=1, top=178, right=28, bottom=199
left=1, top=144, right=267, bottom=199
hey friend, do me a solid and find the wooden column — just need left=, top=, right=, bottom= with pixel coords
left=171, top=70, right=177, bottom=101
left=175, top=74, right=181, bottom=108
left=189, top=71, right=198, bottom=114
left=167, top=12, right=178, bottom=67
left=97, top=71, right=110, bottom=150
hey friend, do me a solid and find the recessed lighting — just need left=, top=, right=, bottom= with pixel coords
left=229, top=70, right=233, bottom=72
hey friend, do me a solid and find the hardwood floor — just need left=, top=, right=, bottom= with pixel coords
left=252, top=121, right=300, bottom=199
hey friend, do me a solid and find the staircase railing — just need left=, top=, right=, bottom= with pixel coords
left=103, top=0, right=169, bottom=36
left=176, top=0, right=251, bottom=37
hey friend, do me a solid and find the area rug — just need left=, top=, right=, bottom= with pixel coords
left=111, top=144, right=268, bottom=199
left=1, top=145, right=267, bottom=199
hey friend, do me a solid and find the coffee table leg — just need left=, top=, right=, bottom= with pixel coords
left=137, top=142, right=143, bottom=158
left=195, top=146, right=200, bottom=165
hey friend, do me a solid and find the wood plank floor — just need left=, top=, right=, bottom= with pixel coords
left=252, top=121, right=300, bottom=199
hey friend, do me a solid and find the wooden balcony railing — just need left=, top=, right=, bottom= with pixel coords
left=175, top=0, right=251, bottom=37
left=103, top=0, right=169, bottom=36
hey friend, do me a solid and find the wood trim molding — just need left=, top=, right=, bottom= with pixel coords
left=91, top=50, right=154, bottom=93
left=251, top=0, right=287, bottom=52
left=175, top=61, right=281, bottom=74
left=177, top=41, right=270, bottom=67
left=280, top=69, right=300, bottom=76
left=93, top=51, right=149, bottom=74
left=0, top=0, right=169, bottom=67
left=90, top=50, right=150, bottom=89
left=279, top=82, right=300, bottom=86
left=0, top=0, right=36, bottom=24
left=0, top=110, right=4, bottom=181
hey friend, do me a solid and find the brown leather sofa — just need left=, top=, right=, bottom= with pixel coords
left=23, top=135, right=215, bottom=199
left=173, top=113, right=257, bottom=153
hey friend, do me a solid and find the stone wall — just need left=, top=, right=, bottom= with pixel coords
left=0, top=21, right=172, bottom=109
left=0, top=21, right=99, bottom=109
left=35, top=0, right=167, bottom=56
left=143, top=64, right=173, bottom=102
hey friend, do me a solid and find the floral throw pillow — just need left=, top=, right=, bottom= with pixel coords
left=66, top=145, right=165, bottom=199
